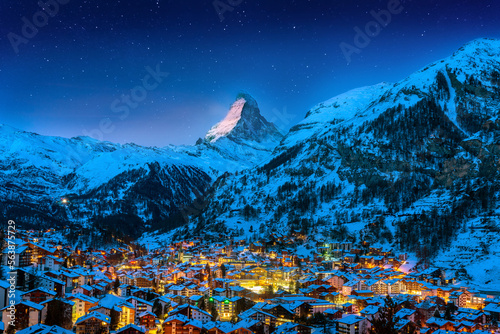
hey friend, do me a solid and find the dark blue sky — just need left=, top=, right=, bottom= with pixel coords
left=1, top=0, right=499, bottom=146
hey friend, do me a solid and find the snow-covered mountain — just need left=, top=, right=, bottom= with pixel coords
left=206, top=92, right=283, bottom=149
left=0, top=93, right=283, bottom=240
left=168, top=38, right=500, bottom=289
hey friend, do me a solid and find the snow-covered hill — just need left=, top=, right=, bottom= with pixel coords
left=0, top=93, right=283, bottom=238
left=166, top=38, right=500, bottom=290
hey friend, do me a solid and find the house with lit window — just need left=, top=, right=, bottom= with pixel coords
left=1, top=300, right=44, bottom=331
left=237, top=308, right=276, bottom=327
left=449, top=291, right=469, bottom=308
left=162, top=314, right=203, bottom=334
left=21, top=287, right=56, bottom=304
left=168, top=304, right=212, bottom=323
left=37, top=255, right=64, bottom=271
left=38, top=275, right=66, bottom=297
left=125, top=296, right=153, bottom=316
left=384, top=279, right=406, bottom=294
left=68, top=293, right=99, bottom=323
left=2, top=246, right=32, bottom=267
left=336, top=315, right=371, bottom=334
left=75, top=311, right=110, bottom=334
left=116, top=323, right=147, bottom=334
left=138, top=311, right=157, bottom=331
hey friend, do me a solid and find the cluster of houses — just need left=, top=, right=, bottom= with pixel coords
left=1, top=230, right=499, bottom=334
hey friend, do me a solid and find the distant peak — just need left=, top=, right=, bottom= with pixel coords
left=235, top=91, right=258, bottom=107
left=204, top=92, right=283, bottom=147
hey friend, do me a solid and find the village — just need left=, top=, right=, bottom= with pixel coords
left=1, top=229, right=499, bottom=334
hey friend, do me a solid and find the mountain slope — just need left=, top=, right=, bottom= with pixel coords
left=0, top=93, right=283, bottom=241
left=171, top=38, right=500, bottom=289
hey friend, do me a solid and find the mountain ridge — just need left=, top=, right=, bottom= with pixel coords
left=0, top=93, right=283, bottom=241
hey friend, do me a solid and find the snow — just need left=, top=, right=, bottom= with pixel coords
left=205, top=98, right=246, bottom=143
left=433, top=216, right=500, bottom=291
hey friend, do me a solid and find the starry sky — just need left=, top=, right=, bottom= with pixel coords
left=1, top=0, right=499, bottom=146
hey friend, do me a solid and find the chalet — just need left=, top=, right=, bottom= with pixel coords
left=402, top=280, right=424, bottom=295
left=323, top=274, right=348, bottom=290
left=360, top=305, right=380, bottom=321
left=138, top=311, right=157, bottom=330
left=323, top=308, right=342, bottom=320
left=15, top=323, right=73, bottom=334
left=336, top=315, right=371, bottom=334
left=21, top=287, right=56, bottom=304
left=368, top=280, right=388, bottom=295
left=92, top=294, right=136, bottom=328
left=394, top=308, right=416, bottom=322
left=352, top=290, right=374, bottom=298
left=58, top=271, right=80, bottom=292
left=37, top=255, right=64, bottom=272
left=134, top=276, right=154, bottom=288
left=115, top=324, right=147, bottom=334
left=261, top=304, right=294, bottom=325
left=68, top=293, right=99, bottom=323
left=1, top=300, right=44, bottom=331
left=38, top=275, right=66, bottom=297
left=2, top=246, right=32, bottom=267
left=343, top=254, right=356, bottom=264
left=169, top=304, right=212, bottom=323
left=303, top=285, right=336, bottom=299
left=27, top=243, right=57, bottom=264
left=414, top=301, right=438, bottom=326
left=449, top=291, right=469, bottom=308
left=425, top=317, right=456, bottom=331
left=208, top=319, right=262, bottom=334
left=162, top=314, right=203, bottom=334
left=384, top=279, right=406, bottom=294
left=72, top=284, right=93, bottom=296
left=125, top=296, right=153, bottom=315
left=75, top=311, right=110, bottom=334
left=238, top=308, right=276, bottom=327
left=273, top=322, right=311, bottom=334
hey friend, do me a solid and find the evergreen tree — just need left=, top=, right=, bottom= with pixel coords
left=113, top=277, right=120, bottom=294
left=6, top=325, right=16, bottom=334
left=369, top=296, right=398, bottom=334
left=210, top=304, right=218, bottom=321
left=198, top=297, right=207, bottom=311
left=152, top=299, right=163, bottom=319
left=110, top=308, right=120, bottom=331
left=444, top=303, right=457, bottom=320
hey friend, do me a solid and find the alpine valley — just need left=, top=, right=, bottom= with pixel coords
left=2, top=38, right=500, bottom=290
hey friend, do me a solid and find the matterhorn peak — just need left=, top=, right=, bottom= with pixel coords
left=204, top=92, right=283, bottom=148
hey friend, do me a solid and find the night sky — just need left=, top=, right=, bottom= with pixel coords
left=1, top=0, right=499, bottom=146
